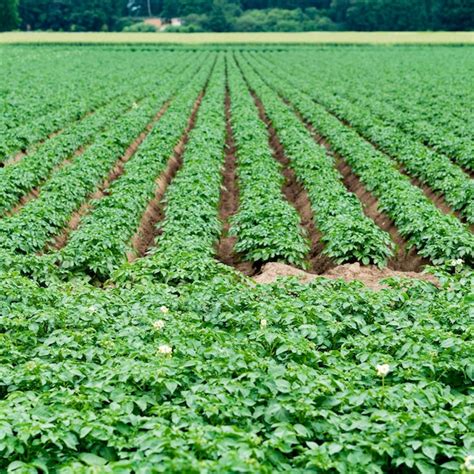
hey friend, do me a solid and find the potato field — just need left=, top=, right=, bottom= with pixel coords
left=0, top=44, right=473, bottom=473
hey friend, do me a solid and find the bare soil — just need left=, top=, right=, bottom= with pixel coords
left=254, top=262, right=439, bottom=291
left=215, top=87, right=244, bottom=269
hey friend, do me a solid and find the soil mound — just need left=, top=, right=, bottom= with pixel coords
left=253, top=262, right=439, bottom=290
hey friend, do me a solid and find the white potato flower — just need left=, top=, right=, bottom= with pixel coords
left=87, top=305, right=97, bottom=313
left=451, top=258, right=464, bottom=266
left=160, top=306, right=169, bottom=314
left=260, top=319, right=268, bottom=329
left=376, top=364, right=390, bottom=377
left=464, top=455, right=474, bottom=472
left=153, top=320, right=165, bottom=330
left=158, top=344, right=172, bottom=356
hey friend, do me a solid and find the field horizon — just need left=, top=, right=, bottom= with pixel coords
left=1, top=30, right=474, bottom=44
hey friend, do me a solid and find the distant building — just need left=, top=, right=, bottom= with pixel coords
left=143, top=17, right=182, bottom=31
left=143, top=18, right=163, bottom=29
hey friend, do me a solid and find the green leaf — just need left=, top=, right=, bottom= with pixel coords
left=79, top=453, right=108, bottom=466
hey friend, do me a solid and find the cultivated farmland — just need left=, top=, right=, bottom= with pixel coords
left=0, top=44, right=473, bottom=472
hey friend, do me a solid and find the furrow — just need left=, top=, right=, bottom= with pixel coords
left=215, top=86, right=243, bottom=271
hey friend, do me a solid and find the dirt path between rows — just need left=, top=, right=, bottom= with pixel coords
left=215, top=84, right=245, bottom=271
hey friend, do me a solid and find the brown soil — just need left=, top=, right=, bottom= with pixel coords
left=285, top=101, right=428, bottom=272
left=253, top=262, right=439, bottom=291
left=128, top=92, right=206, bottom=260
left=215, top=82, right=250, bottom=272
left=248, top=90, right=333, bottom=274
left=48, top=100, right=172, bottom=251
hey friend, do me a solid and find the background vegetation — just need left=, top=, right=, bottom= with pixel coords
left=1, top=0, right=473, bottom=33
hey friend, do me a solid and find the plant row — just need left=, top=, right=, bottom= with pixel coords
left=0, top=68, right=193, bottom=255
left=1, top=50, right=191, bottom=162
left=227, top=56, right=309, bottom=267
left=238, top=56, right=394, bottom=267
left=343, top=88, right=474, bottom=172
left=243, top=54, right=474, bottom=265
left=257, top=52, right=474, bottom=221
left=268, top=49, right=474, bottom=170
left=0, top=249, right=472, bottom=472
left=0, top=56, right=196, bottom=217
left=126, top=55, right=227, bottom=283
left=58, top=57, right=215, bottom=280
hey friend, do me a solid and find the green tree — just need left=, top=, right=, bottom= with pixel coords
left=0, top=0, right=19, bottom=31
left=206, top=0, right=232, bottom=30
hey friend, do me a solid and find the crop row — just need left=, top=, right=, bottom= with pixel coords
left=226, top=55, right=309, bottom=266
left=339, top=87, right=474, bottom=172
left=242, top=53, right=474, bottom=265
left=2, top=48, right=105, bottom=130
left=0, top=252, right=472, bottom=471
left=0, top=55, right=196, bottom=217
left=1, top=50, right=190, bottom=162
left=128, top=55, right=227, bottom=283
left=238, top=56, right=394, bottom=267
left=273, top=48, right=474, bottom=166
left=257, top=52, right=474, bottom=220
left=59, top=57, right=214, bottom=280
left=0, top=62, right=199, bottom=255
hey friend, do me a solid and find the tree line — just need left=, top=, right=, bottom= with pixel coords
left=1, top=0, right=473, bottom=32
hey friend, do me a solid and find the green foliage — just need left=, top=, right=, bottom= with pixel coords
left=0, top=261, right=472, bottom=471
left=15, top=0, right=474, bottom=32
left=234, top=7, right=337, bottom=31
left=122, top=55, right=227, bottom=283
left=122, top=21, right=157, bottom=32
left=227, top=55, right=309, bottom=266
left=1, top=44, right=473, bottom=474
left=60, top=56, right=212, bottom=280
left=0, top=0, right=19, bottom=31
left=266, top=52, right=474, bottom=221
left=239, top=54, right=394, bottom=267
left=246, top=50, right=474, bottom=266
